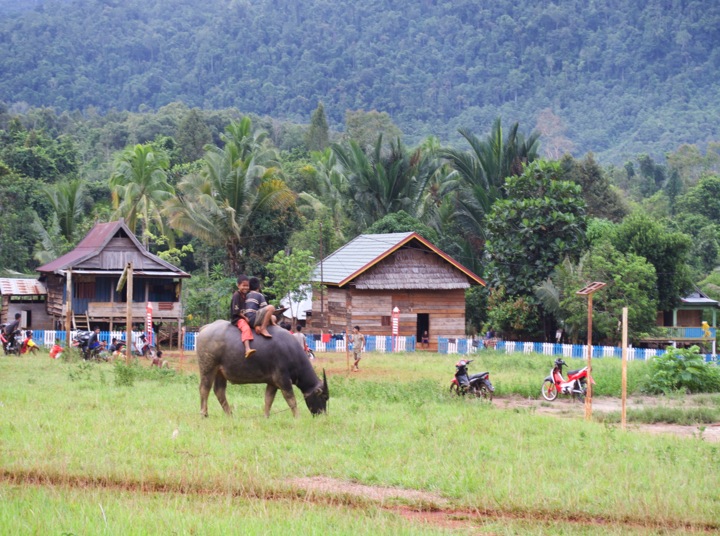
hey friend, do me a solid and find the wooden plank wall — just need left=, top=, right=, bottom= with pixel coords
left=45, top=274, right=65, bottom=317
left=310, top=287, right=466, bottom=338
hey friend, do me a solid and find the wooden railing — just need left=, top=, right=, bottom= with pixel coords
left=87, top=301, right=182, bottom=319
left=649, top=326, right=716, bottom=340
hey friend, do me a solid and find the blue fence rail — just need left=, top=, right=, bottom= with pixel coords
left=28, top=330, right=416, bottom=354
left=21, top=329, right=715, bottom=362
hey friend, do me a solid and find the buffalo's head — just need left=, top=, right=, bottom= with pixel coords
left=305, top=369, right=329, bottom=415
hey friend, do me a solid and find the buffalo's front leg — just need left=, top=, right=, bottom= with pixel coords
left=264, top=384, right=278, bottom=417
left=280, top=388, right=299, bottom=418
left=199, top=372, right=215, bottom=417
left=214, top=369, right=232, bottom=416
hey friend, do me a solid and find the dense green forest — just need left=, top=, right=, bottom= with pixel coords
left=0, top=0, right=719, bottom=163
left=2, top=99, right=720, bottom=343
left=2, top=0, right=720, bottom=343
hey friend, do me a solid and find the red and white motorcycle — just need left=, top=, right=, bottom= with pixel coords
left=541, top=358, right=594, bottom=402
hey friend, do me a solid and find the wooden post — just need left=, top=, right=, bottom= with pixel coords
left=576, top=282, right=606, bottom=422
left=346, top=291, right=352, bottom=372
left=585, top=292, right=593, bottom=421
left=65, top=268, right=73, bottom=351
left=125, top=263, right=133, bottom=365
left=621, top=307, right=628, bottom=430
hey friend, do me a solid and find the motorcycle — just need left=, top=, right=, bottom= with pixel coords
left=72, top=331, right=102, bottom=361
left=541, top=358, right=594, bottom=402
left=1, top=327, right=22, bottom=355
left=450, top=359, right=494, bottom=399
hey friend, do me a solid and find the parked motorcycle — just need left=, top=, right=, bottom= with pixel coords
left=450, top=359, right=494, bottom=399
left=541, top=358, right=594, bottom=402
left=73, top=331, right=102, bottom=361
left=1, top=327, right=22, bottom=355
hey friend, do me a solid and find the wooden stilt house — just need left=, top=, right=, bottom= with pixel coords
left=36, top=219, right=190, bottom=342
left=309, top=232, right=485, bottom=350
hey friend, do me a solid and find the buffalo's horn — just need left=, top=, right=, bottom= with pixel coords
left=322, top=369, right=329, bottom=399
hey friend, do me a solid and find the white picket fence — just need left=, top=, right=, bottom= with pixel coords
left=438, top=337, right=717, bottom=362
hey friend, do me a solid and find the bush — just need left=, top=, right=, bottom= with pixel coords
left=641, top=346, right=720, bottom=395
left=114, top=361, right=137, bottom=387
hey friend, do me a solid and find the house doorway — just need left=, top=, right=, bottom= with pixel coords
left=416, top=313, right=429, bottom=347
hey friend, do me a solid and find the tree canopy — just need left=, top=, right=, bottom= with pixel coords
left=0, top=0, right=718, bottom=163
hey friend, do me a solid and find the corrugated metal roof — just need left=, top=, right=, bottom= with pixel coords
left=312, top=232, right=485, bottom=287
left=313, top=233, right=414, bottom=285
left=680, top=288, right=719, bottom=307
left=36, top=219, right=189, bottom=278
left=0, top=278, right=47, bottom=296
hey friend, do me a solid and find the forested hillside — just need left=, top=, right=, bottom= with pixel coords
left=0, top=0, right=718, bottom=163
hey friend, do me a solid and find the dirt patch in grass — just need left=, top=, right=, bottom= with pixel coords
left=288, top=476, right=449, bottom=507
left=5, top=470, right=717, bottom=533
left=495, top=395, right=720, bottom=442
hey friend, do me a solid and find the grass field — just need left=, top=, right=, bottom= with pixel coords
left=1, top=349, right=718, bottom=534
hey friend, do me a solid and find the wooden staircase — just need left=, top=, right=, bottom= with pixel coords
left=72, top=313, right=90, bottom=331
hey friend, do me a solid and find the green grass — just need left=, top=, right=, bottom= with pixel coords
left=1, top=351, right=719, bottom=534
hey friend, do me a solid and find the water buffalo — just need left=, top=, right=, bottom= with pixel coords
left=197, top=320, right=328, bottom=417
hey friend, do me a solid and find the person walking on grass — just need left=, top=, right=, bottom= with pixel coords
left=351, top=325, right=365, bottom=371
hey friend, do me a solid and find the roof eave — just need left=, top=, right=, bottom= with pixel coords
left=335, top=232, right=485, bottom=287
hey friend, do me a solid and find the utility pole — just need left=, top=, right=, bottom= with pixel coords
left=319, top=221, right=324, bottom=331
left=65, top=268, right=73, bottom=351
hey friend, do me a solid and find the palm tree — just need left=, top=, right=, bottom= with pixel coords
left=441, top=118, right=541, bottom=242
left=297, top=148, right=350, bottom=244
left=45, top=178, right=85, bottom=242
left=332, top=135, right=437, bottom=231
left=109, top=144, right=174, bottom=244
left=165, top=120, right=294, bottom=274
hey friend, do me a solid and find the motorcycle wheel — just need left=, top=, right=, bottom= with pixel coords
left=449, top=383, right=462, bottom=396
left=469, top=384, right=493, bottom=400
left=541, top=380, right=558, bottom=401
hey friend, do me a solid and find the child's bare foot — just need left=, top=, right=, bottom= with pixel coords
left=256, top=328, right=272, bottom=338
left=245, top=348, right=256, bottom=358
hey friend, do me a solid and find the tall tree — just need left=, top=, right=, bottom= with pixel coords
left=109, top=143, right=174, bottom=244
left=344, top=110, right=402, bottom=153
left=45, top=178, right=85, bottom=241
left=264, top=249, right=315, bottom=329
left=611, top=212, right=693, bottom=311
left=560, top=153, right=628, bottom=222
left=165, top=119, right=294, bottom=274
left=441, top=117, right=541, bottom=241
left=485, top=160, right=587, bottom=299
left=676, top=175, right=720, bottom=222
left=536, top=242, right=658, bottom=345
left=175, top=109, right=212, bottom=164
left=332, top=135, right=435, bottom=231
left=305, top=102, right=330, bottom=152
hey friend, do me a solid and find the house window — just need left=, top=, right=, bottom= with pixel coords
left=381, top=316, right=391, bottom=326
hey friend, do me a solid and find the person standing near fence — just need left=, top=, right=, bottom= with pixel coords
left=350, top=325, right=365, bottom=371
